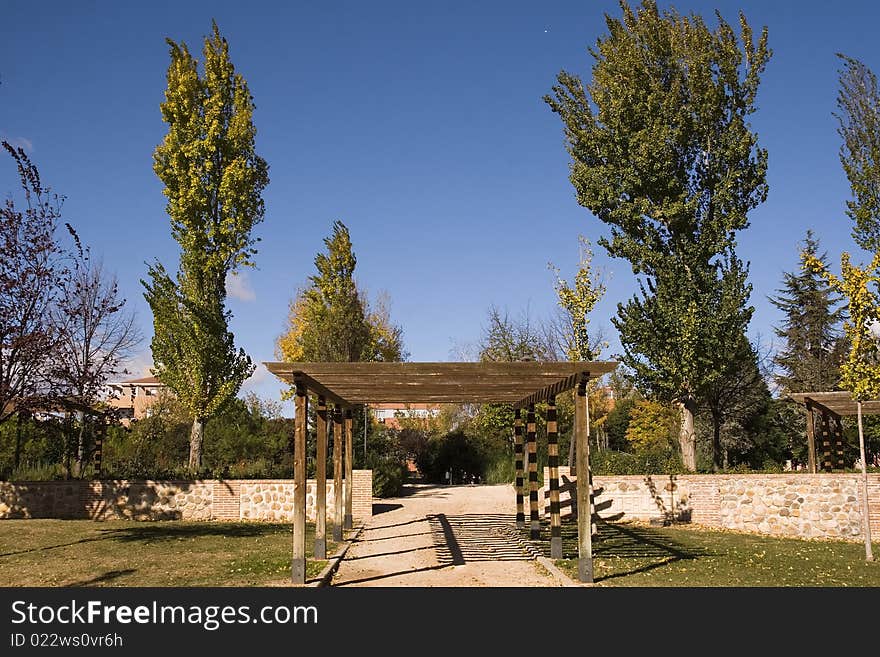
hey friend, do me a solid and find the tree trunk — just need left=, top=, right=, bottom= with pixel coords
left=568, top=430, right=576, bottom=476
left=74, top=411, right=87, bottom=478
left=189, top=417, right=205, bottom=471
left=678, top=397, right=697, bottom=472
left=711, top=413, right=722, bottom=473
left=13, top=411, right=24, bottom=469
left=63, top=413, right=73, bottom=480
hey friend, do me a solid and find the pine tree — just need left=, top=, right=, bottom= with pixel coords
left=770, top=231, right=846, bottom=393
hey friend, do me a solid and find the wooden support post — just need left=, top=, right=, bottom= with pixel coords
left=821, top=411, right=833, bottom=473
left=805, top=404, right=817, bottom=474
left=527, top=403, right=539, bottom=540
left=344, top=407, right=353, bottom=530
left=315, top=396, right=328, bottom=559
left=547, top=396, right=562, bottom=559
left=575, top=378, right=593, bottom=583
left=333, top=405, right=344, bottom=542
left=514, top=409, right=525, bottom=529
left=93, top=416, right=105, bottom=476
left=292, top=383, right=308, bottom=585
left=856, top=401, right=875, bottom=561
left=834, top=416, right=845, bottom=471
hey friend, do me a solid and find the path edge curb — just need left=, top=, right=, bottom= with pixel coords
left=310, top=523, right=365, bottom=588
left=536, top=555, right=590, bottom=587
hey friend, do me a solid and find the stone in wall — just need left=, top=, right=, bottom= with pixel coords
left=0, top=471, right=374, bottom=524
left=538, top=470, right=878, bottom=542
left=716, top=475, right=864, bottom=540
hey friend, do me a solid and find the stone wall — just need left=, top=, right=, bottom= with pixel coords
left=0, top=471, right=373, bottom=523
left=542, top=467, right=880, bottom=541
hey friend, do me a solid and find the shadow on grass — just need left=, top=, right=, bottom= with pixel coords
left=523, top=518, right=712, bottom=583
left=0, top=522, right=293, bottom=557
left=96, top=522, right=291, bottom=543
left=67, top=569, right=137, bottom=587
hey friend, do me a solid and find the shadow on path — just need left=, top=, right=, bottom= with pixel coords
left=428, top=513, right=539, bottom=566
left=333, top=564, right=451, bottom=586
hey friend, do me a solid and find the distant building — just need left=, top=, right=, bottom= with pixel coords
left=598, top=385, right=615, bottom=410
left=369, top=403, right=440, bottom=430
left=104, top=376, right=167, bottom=425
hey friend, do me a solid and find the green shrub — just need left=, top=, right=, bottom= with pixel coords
left=368, top=456, right=407, bottom=498
left=483, top=450, right=515, bottom=484
left=590, top=449, right=685, bottom=475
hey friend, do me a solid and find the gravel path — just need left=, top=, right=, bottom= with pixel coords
left=331, top=483, right=562, bottom=587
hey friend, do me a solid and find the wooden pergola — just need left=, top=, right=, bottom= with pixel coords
left=788, top=392, right=880, bottom=473
left=265, top=360, right=618, bottom=584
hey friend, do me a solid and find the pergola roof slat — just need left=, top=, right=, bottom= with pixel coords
left=264, top=361, right=618, bottom=406
left=788, top=391, right=880, bottom=417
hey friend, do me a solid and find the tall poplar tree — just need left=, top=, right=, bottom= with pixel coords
left=545, top=0, right=770, bottom=470
left=143, top=22, right=269, bottom=470
left=836, top=54, right=880, bottom=254
left=802, top=53, right=880, bottom=561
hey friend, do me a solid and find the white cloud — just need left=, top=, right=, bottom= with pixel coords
left=12, top=137, right=33, bottom=152
left=242, top=363, right=271, bottom=391
left=227, top=271, right=256, bottom=302
left=116, top=350, right=154, bottom=380
left=1, top=134, right=34, bottom=152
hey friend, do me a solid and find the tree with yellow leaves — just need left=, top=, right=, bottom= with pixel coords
left=276, top=221, right=405, bottom=365
left=800, top=53, right=880, bottom=561
left=804, top=250, right=879, bottom=561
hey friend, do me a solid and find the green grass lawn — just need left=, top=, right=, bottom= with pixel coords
left=0, top=520, right=336, bottom=587
left=525, top=519, right=880, bottom=586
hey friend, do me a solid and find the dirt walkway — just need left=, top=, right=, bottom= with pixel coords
left=331, top=483, right=562, bottom=587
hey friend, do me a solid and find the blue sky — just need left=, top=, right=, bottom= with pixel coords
left=2, top=1, right=879, bottom=412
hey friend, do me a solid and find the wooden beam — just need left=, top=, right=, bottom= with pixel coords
left=267, top=361, right=618, bottom=377
left=292, top=373, right=350, bottom=407
left=344, top=407, right=353, bottom=530
left=527, top=403, right=539, bottom=540
left=803, top=396, right=843, bottom=421
left=805, top=403, right=817, bottom=474
left=547, top=396, right=562, bottom=559
left=333, top=405, right=343, bottom=542
left=292, top=383, right=308, bottom=585
left=514, top=409, right=524, bottom=529
left=315, top=396, right=328, bottom=560
left=262, top=361, right=622, bottom=406
left=575, top=379, right=593, bottom=583
left=789, top=392, right=880, bottom=417
left=515, top=373, right=580, bottom=409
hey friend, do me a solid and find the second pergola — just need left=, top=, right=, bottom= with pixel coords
left=788, top=392, right=880, bottom=473
left=266, top=360, right=617, bottom=585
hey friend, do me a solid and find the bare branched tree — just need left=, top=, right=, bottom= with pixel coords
left=51, top=226, right=142, bottom=475
left=0, top=141, right=66, bottom=425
